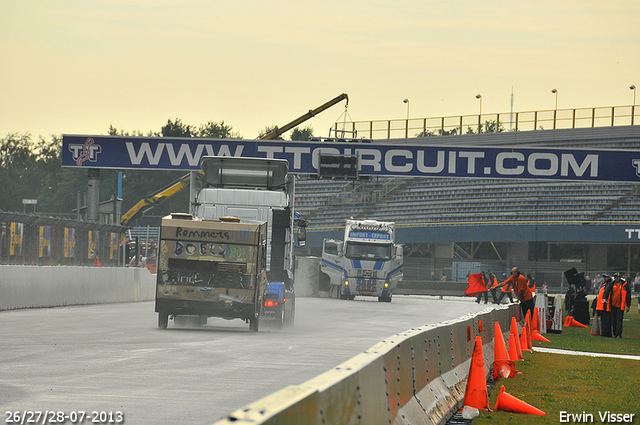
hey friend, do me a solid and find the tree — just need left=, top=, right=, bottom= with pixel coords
left=196, top=121, right=241, bottom=139
left=466, top=120, right=506, bottom=134
left=161, top=118, right=193, bottom=138
left=257, top=125, right=283, bottom=140
left=417, top=128, right=459, bottom=137
left=290, top=126, right=314, bottom=141
left=0, top=133, right=92, bottom=214
left=108, top=125, right=150, bottom=137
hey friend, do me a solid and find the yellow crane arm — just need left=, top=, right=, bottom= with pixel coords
left=259, top=93, right=348, bottom=140
left=120, top=173, right=193, bottom=225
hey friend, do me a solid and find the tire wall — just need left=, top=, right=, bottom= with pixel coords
left=0, top=266, right=156, bottom=311
left=213, top=303, right=521, bottom=425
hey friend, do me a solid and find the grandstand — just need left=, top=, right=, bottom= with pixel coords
left=296, top=177, right=639, bottom=229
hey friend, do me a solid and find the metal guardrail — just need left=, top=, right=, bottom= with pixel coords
left=333, top=104, right=639, bottom=139
left=127, top=226, right=160, bottom=244
left=0, top=211, right=127, bottom=266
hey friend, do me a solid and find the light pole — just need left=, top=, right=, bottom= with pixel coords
left=631, top=85, right=637, bottom=125
left=551, top=89, right=558, bottom=128
left=476, top=94, right=482, bottom=133
left=403, top=99, right=410, bottom=137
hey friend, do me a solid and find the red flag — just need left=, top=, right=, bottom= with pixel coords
left=465, top=273, right=486, bottom=296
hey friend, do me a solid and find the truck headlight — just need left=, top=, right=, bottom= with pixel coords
left=344, top=280, right=349, bottom=286
left=384, top=282, right=389, bottom=288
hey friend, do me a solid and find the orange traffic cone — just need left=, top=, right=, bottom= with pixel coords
left=590, top=315, right=600, bottom=336
left=565, top=316, right=588, bottom=329
left=520, top=325, right=532, bottom=352
left=531, top=330, right=550, bottom=342
left=494, top=322, right=509, bottom=361
left=494, top=385, right=546, bottom=415
left=510, top=317, right=523, bottom=360
left=492, top=322, right=516, bottom=380
left=462, top=336, right=490, bottom=411
left=508, top=332, right=523, bottom=361
left=524, top=312, right=532, bottom=349
left=532, top=308, right=540, bottom=333
left=492, top=359, right=517, bottom=380
left=564, top=315, right=573, bottom=327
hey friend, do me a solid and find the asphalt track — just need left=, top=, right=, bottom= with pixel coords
left=1, top=296, right=491, bottom=425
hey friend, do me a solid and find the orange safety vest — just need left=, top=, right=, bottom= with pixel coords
left=527, top=278, right=536, bottom=293
left=596, top=283, right=610, bottom=312
left=507, top=274, right=532, bottom=302
left=489, top=275, right=499, bottom=290
left=610, top=281, right=628, bottom=311
left=501, top=277, right=512, bottom=293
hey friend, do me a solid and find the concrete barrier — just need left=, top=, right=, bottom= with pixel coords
left=213, top=304, right=521, bottom=425
left=294, top=256, right=321, bottom=297
left=0, top=266, right=156, bottom=310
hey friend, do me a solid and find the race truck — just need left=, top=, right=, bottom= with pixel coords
left=190, top=156, right=305, bottom=324
left=321, top=219, right=403, bottom=302
left=155, top=213, right=268, bottom=332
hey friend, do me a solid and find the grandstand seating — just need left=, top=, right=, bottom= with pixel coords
left=294, top=130, right=640, bottom=231
left=295, top=176, right=639, bottom=230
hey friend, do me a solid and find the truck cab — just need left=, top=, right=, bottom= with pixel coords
left=321, top=219, right=403, bottom=302
left=190, top=157, right=304, bottom=324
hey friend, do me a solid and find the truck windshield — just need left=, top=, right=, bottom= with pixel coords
left=345, top=242, right=392, bottom=261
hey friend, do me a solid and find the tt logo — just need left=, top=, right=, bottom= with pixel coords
left=69, top=137, right=102, bottom=166
left=625, top=229, right=640, bottom=239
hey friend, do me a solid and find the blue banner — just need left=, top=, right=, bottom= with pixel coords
left=62, top=135, right=640, bottom=182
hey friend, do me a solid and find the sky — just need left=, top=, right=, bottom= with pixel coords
left=1, top=0, right=639, bottom=140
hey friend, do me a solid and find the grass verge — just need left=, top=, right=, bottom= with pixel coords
left=473, top=297, right=640, bottom=424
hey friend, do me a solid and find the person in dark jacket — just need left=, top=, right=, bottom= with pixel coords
left=487, top=270, right=500, bottom=304
left=595, top=273, right=613, bottom=337
left=494, top=267, right=534, bottom=319
left=603, top=272, right=631, bottom=338
left=475, top=271, right=489, bottom=304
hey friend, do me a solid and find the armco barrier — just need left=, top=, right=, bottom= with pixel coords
left=0, top=266, right=156, bottom=310
left=213, top=304, right=521, bottom=425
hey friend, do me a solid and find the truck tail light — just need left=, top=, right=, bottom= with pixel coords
left=265, top=300, right=278, bottom=307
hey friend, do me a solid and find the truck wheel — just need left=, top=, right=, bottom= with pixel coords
left=378, top=296, right=392, bottom=303
left=158, top=312, right=168, bottom=329
left=284, top=304, right=295, bottom=327
left=249, top=315, right=259, bottom=333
